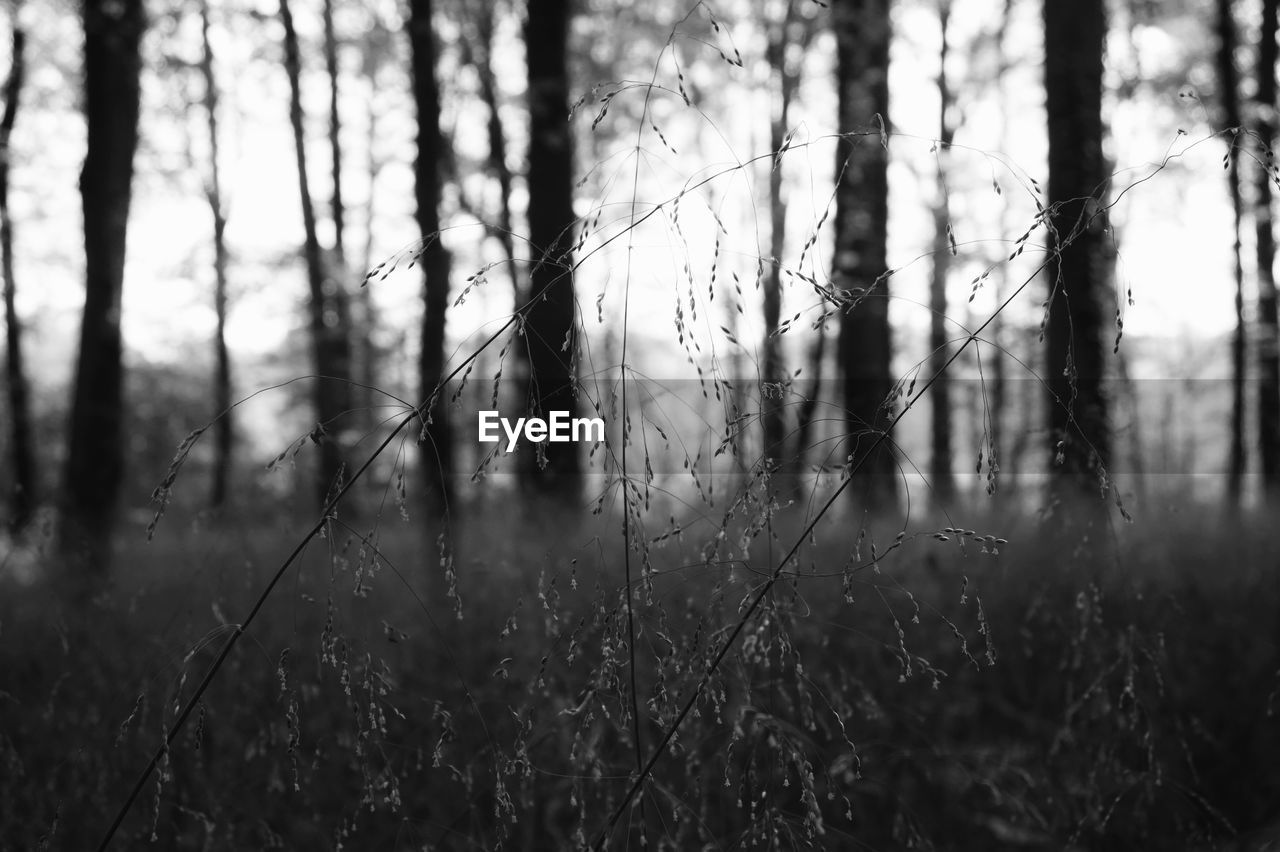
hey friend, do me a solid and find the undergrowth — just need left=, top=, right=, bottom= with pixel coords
left=2, top=499, right=1278, bottom=849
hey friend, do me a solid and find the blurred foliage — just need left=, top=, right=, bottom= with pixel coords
left=2, top=495, right=1277, bottom=849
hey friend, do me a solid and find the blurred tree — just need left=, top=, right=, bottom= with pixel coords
left=929, top=0, right=956, bottom=504
left=458, top=1, right=520, bottom=298
left=63, top=0, right=145, bottom=567
left=197, top=0, right=234, bottom=510
left=1, top=22, right=31, bottom=533
left=280, top=0, right=354, bottom=505
left=1044, top=0, right=1110, bottom=498
left=409, top=0, right=454, bottom=510
left=521, top=0, right=581, bottom=497
left=354, top=7, right=392, bottom=434
left=833, top=0, right=895, bottom=506
left=1216, top=0, right=1246, bottom=505
left=988, top=0, right=1016, bottom=495
left=763, top=0, right=815, bottom=470
left=793, top=325, right=828, bottom=472
left=323, top=0, right=345, bottom=266
left=793, top=321, right=828, bottom=473
left=1255, top=0, right=1280, bottom=501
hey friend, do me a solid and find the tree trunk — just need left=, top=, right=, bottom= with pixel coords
left=280, top=0, right=353, bottom=506
left=833, top=0, right=895, bottom=508
left=324, top=0, right=345, bottom=265
left=1, top=24, right=32, bottom=534
left=929, top=1, right=956, bottom=504
left=1044, top=0, right=1110, bottom=503
left=409, top=0, right=454, bottom=511
left=463, top=4, right=520, bottom=299
left=199, top=1, right=233, bottom=511
left=762, top=1, right=808, bottom=471
left=356, top=10, right=388, bottom=442
left=794, top=321, right=827, bottom=471
left=63, top=0, right=144, bottom=567
left=521, top=0, right=581, bottom=497
left=1255, top=0, right=1280, bottom=503
left=989, top=0, right=1014, bottom=498
left=1216, top=0, right=1246, bottom=505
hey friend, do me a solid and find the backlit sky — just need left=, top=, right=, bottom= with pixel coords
left=3, top=0, right=1241, bottom=404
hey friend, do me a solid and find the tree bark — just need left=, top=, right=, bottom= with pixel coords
left=762, top=0, right=809, bottom=471
left=63, top=0, right=145, bottom=567
left=521, top=0, right=581, bottom=497
left=929, top=1, right=956, bottom=504
left=1, top=24, right=32, bottom=534
left=461, top=4, right=520, bottom=299
left=281, top=0, right=353, bottom=505
left=989, top=0, right=1014, bottom=498
left=1216, top=0, right=1246, bottom=505
left=409, top=0, right=454, bottom=510
left=1255, top=0, right=1280, bottom=502
left=198, top=1, right=233, bottom=511
left=833, top=0, right=895, bottom=507
left=1044, top=0, right=1111, bottom=502
left=324, top=0, right=345, bottom=265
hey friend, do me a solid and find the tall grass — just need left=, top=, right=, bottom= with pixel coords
left=2, top=4, right=1278, bottom=851
left=3, top=500, right=1278, bottom=848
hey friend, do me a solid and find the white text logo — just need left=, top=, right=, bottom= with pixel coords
left=477, top=410, right=605, bottom=452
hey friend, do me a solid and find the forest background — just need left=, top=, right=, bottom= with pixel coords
left=2, top=0, right=1279, bottom=848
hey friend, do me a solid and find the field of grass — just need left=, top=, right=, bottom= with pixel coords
left=2, top=486, right=1278, bottom=850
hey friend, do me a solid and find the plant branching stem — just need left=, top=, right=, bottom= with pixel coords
left=95, top=317, right=516, bottom=851
left=591, top=133, right=1206, bottom=845
left=594, top=249, right=1053, bottom=849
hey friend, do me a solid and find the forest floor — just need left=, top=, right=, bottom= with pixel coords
left=1, top=488, right=1278, bottom=850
